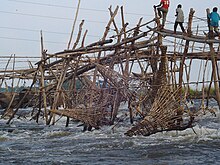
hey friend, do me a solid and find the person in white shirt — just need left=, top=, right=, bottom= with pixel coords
left=174, top=4, right=186, bottom=34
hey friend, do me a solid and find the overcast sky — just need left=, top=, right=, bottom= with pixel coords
left=0, top=0, right=219, bottom=67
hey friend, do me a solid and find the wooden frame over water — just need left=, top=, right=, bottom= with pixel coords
left=0, top=6, right=219, bottom=136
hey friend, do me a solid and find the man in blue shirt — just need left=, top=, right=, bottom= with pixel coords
left=208, top=7, right=220, bottom=36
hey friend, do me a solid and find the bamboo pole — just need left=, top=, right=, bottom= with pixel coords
left=121, top=6, right=129, bottom=77
left=179, top=8, right=195, bottom=96
left=6, top=66, right=39, bottom=124
left=206, top=71, right=214, bottom=107
left=11, top=54, right=15, bottom=92
left=72, top=20, right=84, bottom=50
left=39, top=31, right=48, bottom=123
left=201, top=60, right=209, bottom=113
left=185, top=25, right=199, bottom=96
left=206, top=9, right=220, bottom=108
left=92, top=6, right=119, bottom=89
left=81, top=30, right=88, bottom=48
left=48, top=59, right=70, bottom=125
left=151, top=28, right=220, bottom=44
left=1, top=78, right=21, bottom=118
left=67, top=0, right=81, bottom=50
left=177, top=8, right=195, bottom=125
left=0, top=54, right=13, bottom=88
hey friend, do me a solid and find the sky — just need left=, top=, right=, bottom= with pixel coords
left=0, top=0, right=219, bottom=70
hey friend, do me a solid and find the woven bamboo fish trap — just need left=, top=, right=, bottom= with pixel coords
left=125, top=86, right=193, bottom=136
left=50, top=106, right=109, bottom=129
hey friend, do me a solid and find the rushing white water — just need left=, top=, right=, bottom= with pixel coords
left=0, top=100, right=220, bottom=165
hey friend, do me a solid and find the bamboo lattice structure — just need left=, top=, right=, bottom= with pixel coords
left=0, top=6, right=219, bottom=136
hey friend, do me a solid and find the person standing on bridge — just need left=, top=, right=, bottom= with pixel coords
left=174, top=4, right=186, bottom=34
left=154, top=0, right=170, bottom=28
left=208, top=7, right=220, bottom=36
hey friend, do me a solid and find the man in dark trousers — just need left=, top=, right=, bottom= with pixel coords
left=154, top=0, right=170, bottom=28
left=174, top=4, right=186, bottom=34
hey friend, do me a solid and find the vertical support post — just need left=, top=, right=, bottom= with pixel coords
left=177, top=8, right=195, bottom=126
left=11, top=54, right=15, bottom=92
left=39, top=30, right=48, bottom=123
left=121, top=6, right=129, bottom=77
left=179, top=8, right=195, bottom=100
left=0, top=55, right=13, bottom=88
left=209, top=44, right=220, bottom=108
left=206, top=9, right=220, bottom=108
left=159, top=46, right=167, bottom=85
left=206, top=8, right=211, bottom=35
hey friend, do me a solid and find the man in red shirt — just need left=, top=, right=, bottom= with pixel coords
left=154, top=0, right=170, bottom=27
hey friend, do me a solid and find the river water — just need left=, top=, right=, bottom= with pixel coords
left=0, top=101, right=220, bottom=165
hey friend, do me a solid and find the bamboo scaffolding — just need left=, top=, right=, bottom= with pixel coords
left=0, top=6, right=219, bottom=137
